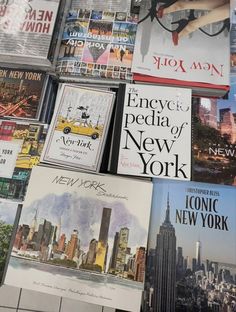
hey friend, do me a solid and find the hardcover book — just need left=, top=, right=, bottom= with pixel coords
left=143, top=179, right=236, bottom=312
left=132, top=0, right=230, bottom=96
left=230, top=0, right=236, bottom=73
left=56, top=8, right=138, bottom=82
left=0, top=0, right=60, bottom=68
left=192, top=77, right=236, bottom=186
left=71, top=0, right=132, bottom=12
left=0, top=67, right=48, bottom=120
left=0, top=119, right=48, bottom=201
left=40, top=84, right=115, bottom=172
left=4, top=165, right=152, bottom=312
left=0, top=201, right=21, bottom=284
left=109, top=83, right=192, bottom=180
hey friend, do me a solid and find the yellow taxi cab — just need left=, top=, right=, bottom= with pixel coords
left=56, top=118, right=102, bottom=139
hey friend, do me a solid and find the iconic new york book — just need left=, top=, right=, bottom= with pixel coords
left=109, top=83, right=192, bottom=180
left=56, top=8, right=138, bottom=82
left=132, top=0, right=230, bottom=96
left=143, top=178, right=236, bottom=312
left=0, top=119, right=48, bottom=201
left=0, top=201, right=21, bottom=284
left=0, top=0, right=60, bottom=68
left=40, top=84, right=115, bottom=172
left=0, top=67, right=49, bottom=120
left=4, top=165, right=152, bottom=312
left=192, top=76, right=236, bottom=186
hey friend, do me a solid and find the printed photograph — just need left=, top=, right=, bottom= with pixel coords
left=143, top=179, right=236, bottom=312
left=0, top=201, right=19, bottom=283
left=112, top=22, right=137, bottom=45
left=88, top=20, right=113, bottom=38
left=82, top=40, right=110, bottom=64
left=0, top=120, right=47, bottom=200
left=192, top=92, right=236, bottom=185
left=0, top=69, right=45, bottom=119
left=58, top=39, right=85, bottom=61
left=5, top=166, right=152, bottom=311
left=108, top=44, right=134, bottom=67
left=63, top=20, right=89, bottom=40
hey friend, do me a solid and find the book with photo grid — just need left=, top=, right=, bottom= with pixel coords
left=56, top=8, right=138, bottom=83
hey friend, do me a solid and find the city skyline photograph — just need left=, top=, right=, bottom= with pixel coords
left=144, top=178, right=236, bottom=312
left=149, top=179, right=236, bottom=265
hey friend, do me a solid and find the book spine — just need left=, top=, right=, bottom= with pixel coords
left=109, top=84, right=126, bottom=173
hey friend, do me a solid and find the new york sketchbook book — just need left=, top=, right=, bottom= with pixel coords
left=4, top=165, right=152, bottom=311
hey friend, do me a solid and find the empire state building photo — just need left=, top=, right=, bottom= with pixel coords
left=153, top=194, right=176, bottom=312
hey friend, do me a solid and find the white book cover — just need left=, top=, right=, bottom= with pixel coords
left=111, top=83, right=192, bottom=180
left=0, top=0, right=59, bottom=60
left=40, top=84, right=115, bottom=172
left=132, top=0, right=230, bottom=86
left=4, top=165, right=152, bottom=312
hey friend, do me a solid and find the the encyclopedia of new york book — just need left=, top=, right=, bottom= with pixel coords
left=109, top=83, right=192, bottom=180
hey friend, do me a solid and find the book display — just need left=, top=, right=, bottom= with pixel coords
left=0, top=0, right=235, bottom=312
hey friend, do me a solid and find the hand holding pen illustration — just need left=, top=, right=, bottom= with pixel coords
left=139, top=0, right=230, bottom=46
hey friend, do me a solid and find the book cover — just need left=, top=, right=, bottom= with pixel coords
left=230, top=0, right=236, bottom=73
left=0, top=200, right=21, bottom=284
left=40, top=84, right=115, bottom=172
left=71, top=0, right=132, bottom=12
left=56, top=8, right=138, bottom=81
left=143, top=179, right=236, bottom=312
left=0, top=119, right=48, bottom=201
left=132, top=0, right=230, bottom=89
left=192, top=77, right=236, bottom=185
left=109, top=83, right=192, bottom=180
left=4, top=165, right=152, bottom=312
left=0, top=67, right=48, bottom=120
left=0, top=0, right=59, bottom=65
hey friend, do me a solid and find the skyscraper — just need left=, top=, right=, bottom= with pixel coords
left=86, top=239, right=97, bottom=264
left=116, top=227, right=129, bottom=272
left=153, top=193, right=176, bottom=312
left=27, top=209, right=38, bottom=242
left=109, top=232, right=120, bottom=271
left=134, top=246, right=146, bottom=282
left=58, top=233, right=66, bottom=253
left=196, top=240, right=201, bottom=270
left=95, top=207, right=111, bottom=272
left=66, top=230, right=79, bottom=260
